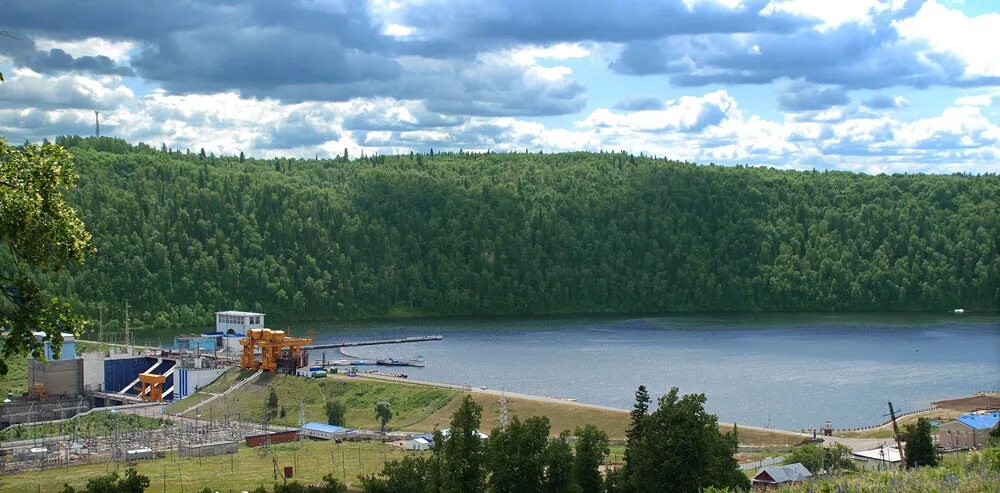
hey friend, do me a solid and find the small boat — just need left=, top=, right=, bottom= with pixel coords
left=376, top=357, right=425, bottom=367
left=954, top=308, right=965, bottom=314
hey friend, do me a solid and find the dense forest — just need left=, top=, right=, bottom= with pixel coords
left=25, top=136, right=1000, bottom=330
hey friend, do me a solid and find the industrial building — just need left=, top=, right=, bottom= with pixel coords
left=173, top=367, right=228, bottom=399
left=214, top=310, right=265, bottom=333
left=852, top=445, right=902, bottom=471
left=302, top=422, right=348, bottom=440
left=937, top=411, right=1000, bottom=449
left=245, top=430, right=300, bottom=447
left=178, top=440, right=239, bottom=457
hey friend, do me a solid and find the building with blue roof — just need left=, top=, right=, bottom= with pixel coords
left=302, top=422, right=349, bottom=440
left=938, top=411, right=1000, bottom=450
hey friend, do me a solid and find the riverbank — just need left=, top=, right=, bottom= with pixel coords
left=341, top=373, right=900, bottom=449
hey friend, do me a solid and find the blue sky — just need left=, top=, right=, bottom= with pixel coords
left=1, top=0, right=998, bottom=173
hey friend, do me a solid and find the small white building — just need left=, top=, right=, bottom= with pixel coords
left=405, top=436, right=434, bottom=451
left=214, top=311, right=265, bottom=333
left=125, top=447, right=154, bottom=461
left=852, top=445, right=902, bottom=471
left=440, top=428, right=488, bottom=440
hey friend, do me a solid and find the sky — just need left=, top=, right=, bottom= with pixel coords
left=1, top=0, right=999, bottom=174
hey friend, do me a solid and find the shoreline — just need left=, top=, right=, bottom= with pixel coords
left=150, top=311, right=1000, bottom=341
left=337, top=374, right=1000, bottom=450
left=349, top=371, right=801, bottom=434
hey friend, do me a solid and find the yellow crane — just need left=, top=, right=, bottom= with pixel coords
left=240, top=328, right=312, bottom=373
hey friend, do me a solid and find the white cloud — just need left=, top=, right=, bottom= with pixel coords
left=33, top=37, right=137, bottom=63
left=0, top=69, right=134, bottom=109
left=955, top=94, right=995, bottom=106
left=3, top=68, right=998, bottom=174
left=762, top=0, right=895, bottom=30
left=578, top=90, right=739, bottom=132
left=382, top=23, right=416, bottom=37
left=509, top=43, right=591, bottom=64
left=895, top=0, right=1000, bottom=78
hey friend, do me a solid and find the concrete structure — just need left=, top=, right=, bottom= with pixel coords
left=852, top=445, right=902, bottom=471
left=302, top=422, right=347, bottom=440
left=937, top=411, right=1000, bottom=449
left=82, top=352, right=107, bottom=392
left=752, top=463, right=811, bottom=489
left=215, top=311, right=265, bottom=333
left=178, top=440, right=238, bottom=457
left=173, top=367, right=227, bottom=399
left=32, top=331, right=76, bottom=361
left=0, top=396, right=89, bottom=426
left=27, top=357, right=84, bottom=397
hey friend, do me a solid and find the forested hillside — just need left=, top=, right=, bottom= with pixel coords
left=32, top=137, right=1000, bottom=329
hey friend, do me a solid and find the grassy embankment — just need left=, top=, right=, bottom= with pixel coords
left=166, top=369, right=458, bottom=430
left=0, top=410, right=171, bottom=441
left=167, top=369, right=801, bottom=446
left=0, top=440, right=407, bottom=493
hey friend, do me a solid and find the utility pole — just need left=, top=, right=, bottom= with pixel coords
left=888, top=401, right=907, bottom=470
left=94, top=111, right=100, bottom=137
left=124, top=300, right=131, bottom=351
left=98, top=305, right=104, bottom=346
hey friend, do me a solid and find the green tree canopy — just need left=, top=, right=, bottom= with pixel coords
left=325, top=400, right=346, bottom=426
left=902, top=417, right=938, bottom=468
left=1, top=138, right=93, bottom=377
left=487, top=415, right=551, bottom=493
left=21, top=137, right=998, bottom=332
left=264, top=386, right=279, bottom=421
left=573, top=424, right=609, bottom=493
left=617, top=386, right=750, bottom=493
left=440, top=395, right=486, bottom=493
left=543, top=430, right=580, bottom=493
left=375, top=399, right=393, bottom=432
left=61, top=468, right=150, bottom=493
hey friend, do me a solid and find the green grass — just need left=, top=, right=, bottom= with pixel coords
left=0, top=354, right=28, bottom=396
left=167, top=369, right=457, bottom=430
left=0, top=440, right=411, bottom=492
left=776, top=453, right=1000, bottom=493
left=0, top=410, right=172, bottom=441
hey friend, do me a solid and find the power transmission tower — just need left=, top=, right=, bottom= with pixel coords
left=298, top=399, right=305, bottom=447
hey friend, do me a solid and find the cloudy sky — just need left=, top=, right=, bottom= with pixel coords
left=2, top=0, right=999, bottom=173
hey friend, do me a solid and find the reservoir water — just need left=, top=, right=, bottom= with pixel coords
left=301, top=314, right=999, bottom=431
